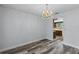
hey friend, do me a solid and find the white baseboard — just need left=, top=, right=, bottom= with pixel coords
left=0, top=38, right=46, bottom=52
left=62, top=42, right=79, bottom=49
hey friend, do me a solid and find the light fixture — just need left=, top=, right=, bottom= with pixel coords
left=42, top=4, right=52, bottom=18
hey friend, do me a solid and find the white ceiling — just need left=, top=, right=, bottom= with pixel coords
left=1, top=4, right=79, bottom=16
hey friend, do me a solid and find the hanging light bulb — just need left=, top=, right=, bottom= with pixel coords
left=42, top=4, right=52, bottom=17
left=42, top=4, right=50, bottom=17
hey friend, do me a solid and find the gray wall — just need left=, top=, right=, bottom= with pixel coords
left=0, top=6, right=47, bottom=50
left=57, top=8, right=79, bottom=48
left=45, top=18, right=53, bottom=40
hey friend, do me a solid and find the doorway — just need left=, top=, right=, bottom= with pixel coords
left=53, top=18, right=64, bottom=40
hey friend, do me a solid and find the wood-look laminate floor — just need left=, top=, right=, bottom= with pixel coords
left=1, top=39, right=79, bottom=54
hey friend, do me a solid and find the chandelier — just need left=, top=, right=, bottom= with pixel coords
left=42, top=4, right=53, bottom=18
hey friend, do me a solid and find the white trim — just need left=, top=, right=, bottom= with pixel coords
left=62, top=42, right=79, bottom=49
left=0, top=38, right=45, bottom=52
left=54, top=18, right=64, bottom=22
